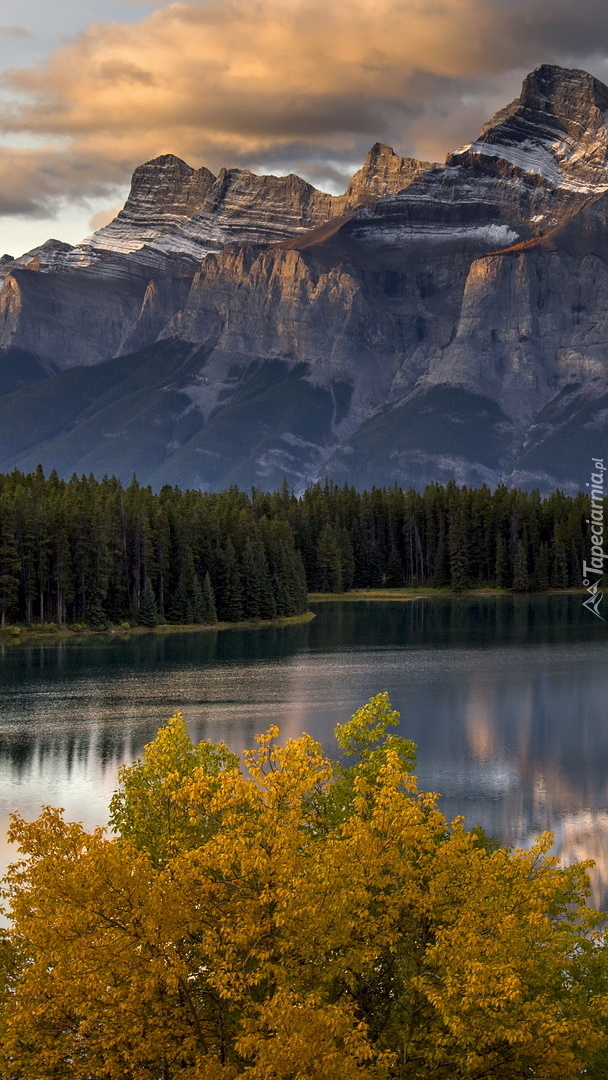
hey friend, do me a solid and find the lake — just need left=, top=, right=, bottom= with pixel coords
left=1, top=595, right=608, bottom=901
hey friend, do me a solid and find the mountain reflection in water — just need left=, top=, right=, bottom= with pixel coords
left=0, top=596, right=607, bottom=901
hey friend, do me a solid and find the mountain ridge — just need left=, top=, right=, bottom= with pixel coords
left=2, top=63, right=608, bottom=493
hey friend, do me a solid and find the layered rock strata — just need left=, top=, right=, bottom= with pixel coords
left=2, top=65, right=608, bottom=493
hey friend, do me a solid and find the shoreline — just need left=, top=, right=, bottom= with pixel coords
left=0, top=611, right=315, bottom=645
left=1, top=587, right=593, bottom=642
left=308, top=587, right=592, bottom=602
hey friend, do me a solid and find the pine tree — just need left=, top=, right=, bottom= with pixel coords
left=338, top=527, right=356, bottom=591
left=258, top=550, right=277, bottom=619
left=0, top=496, right=19, bottom=629
left=200, top=572, right=218, bottom=625
left=512, top=530, right=530, bottom=592
left=168, top=547, right=198, bottom=624
left=138, top=577, right=159, bottom=627
left=217, top=538, right=243, bottom=622
left=534, top=542, right=550, bottom=591
left=86, top=588, right=107, bottom=630
left=278, top=547, right=308, bottom=615
left=190, top=574, right=206, bottom=623
left=494, top=532, right=510, bottom=588
left=317, top=522, right=343, bottom=593
left=241, top=537, right=263, bottom=619
left=51, top=506, right=73, bottom=626
left=14, top=488, right=36, bottom=626
left=448, top=494, right=470, bottom=591
left=551, top=526, right=569, bottom=589
left=432, top=526, right=450, bottom=586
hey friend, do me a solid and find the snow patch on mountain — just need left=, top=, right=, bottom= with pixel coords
left=467, top=140, right=608, bottom=192
left=354, top=222, right=519, bottom=246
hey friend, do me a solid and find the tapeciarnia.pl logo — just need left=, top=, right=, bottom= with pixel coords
left=582, top=458, right=606, bottom=620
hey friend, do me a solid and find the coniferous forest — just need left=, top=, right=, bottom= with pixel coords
left=0, top=468, right=592, bottom=629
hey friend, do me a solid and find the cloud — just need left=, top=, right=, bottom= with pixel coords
left=0, top=26, right=32, bottom=39
left=88, top=203, right=124, bottom=231
left=0, top=145, right=130, bottom=218
left=2, top=0, right=608, bottom=219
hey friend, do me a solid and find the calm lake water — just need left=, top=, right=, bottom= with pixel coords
left=1, top=596, right=608, bottom=900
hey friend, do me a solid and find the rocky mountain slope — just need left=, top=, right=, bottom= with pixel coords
left=2, top=64, right=608, bottom=493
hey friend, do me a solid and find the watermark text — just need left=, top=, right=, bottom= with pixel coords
left=582, top=458, right=606, bottom=620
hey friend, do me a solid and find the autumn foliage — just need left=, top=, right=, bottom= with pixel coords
left=2, top=695, right=608, bottom=1079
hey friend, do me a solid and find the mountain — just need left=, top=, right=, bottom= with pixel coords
left=2, top=64, right=608, bottom=493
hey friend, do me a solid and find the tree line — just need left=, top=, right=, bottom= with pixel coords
left=281, top=479, right=589, bottom=594
left=0, top=469, right=307, bottom=629
left=0, top=469, right=593, bottom=628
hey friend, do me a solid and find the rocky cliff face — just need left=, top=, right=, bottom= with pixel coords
left=0, top=140, right=431, bottom=368
left=61, top=143, right=433, bottom=274
left=2, top=64, right=608, bottom=493
left=472, top=65, right=608, bottom=193
left=343, top=142, right=436, bottom=205
left=72, top=156, right=218, bottom=261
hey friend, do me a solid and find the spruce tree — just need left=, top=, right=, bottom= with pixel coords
left=200, top=572, right=218, bottom=625
left=168, top=572, right=190, bottom=623
left=534, top=542, right=550, bottom=592
left=168, top=548, right=198, bottom=624
left=432, top=526, right=450, bottom=586
left=494, top=532, right=510, bottom=589
left=241, top=537, right=263, bottom=620
left=317, top=523, right=343, bottom=593
left=0, top=497, right=19, bottom=629
left=448, top=497, right=470, bottom=591
left=258, top=551, right=277, bottom=619
left=86, top=588, right=107, bottom=630
left=14, top=489, right=36, bottom=626
left=551, top=526, right=569, bottom=589
left=191, top=574, right=205, bottom=624
left=512, top=531, right=530, bottom=592
left=139, top=577, right=159, bottom=627
left=217, top=538, right=243, bottom=622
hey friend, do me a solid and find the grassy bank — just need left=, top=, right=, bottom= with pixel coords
left=307, top=586, right=591, bottom=602
left=308, top=587, right=509, bottom=602
left=0, top=611, right=315, bottom=645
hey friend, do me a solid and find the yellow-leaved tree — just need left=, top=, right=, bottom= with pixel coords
left=1, top=694, right=608, bottom=1079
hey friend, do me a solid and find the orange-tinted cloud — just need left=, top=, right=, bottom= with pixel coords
left=88, top=203, right=125, bottom=231
left=2, top=0, right=608, bottom=218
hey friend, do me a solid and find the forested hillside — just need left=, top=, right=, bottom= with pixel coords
left=0, top=469, right=590, bottom=629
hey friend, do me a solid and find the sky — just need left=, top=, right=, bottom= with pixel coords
left=2, top=0, right=608, bottom=257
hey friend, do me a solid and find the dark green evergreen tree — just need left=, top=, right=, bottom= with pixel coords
left=534, top=542, right=550, bottom=592
left=241, top=537, right=264, bottom=620
left=200, top=572, right=218, bottom=625
left=217, top=538, right=243, bottom=622
left=494, top=533, right=510, bottom=589
left=139, top=576, right=159, bottom=627
left=0, top=496, right=19, bottom=628
left=551, top=526, right=569, bottom=590
left=86, top=588, right=108, bottom=629
left=168, top=571, right=190, bottom=624
left=317, top=522, right=343, bottom=593
left=448, top=496, right=470, bottom=592
left=512, top=530, right=530, bottom=592
left=190, top=573, right=204, bottom=623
